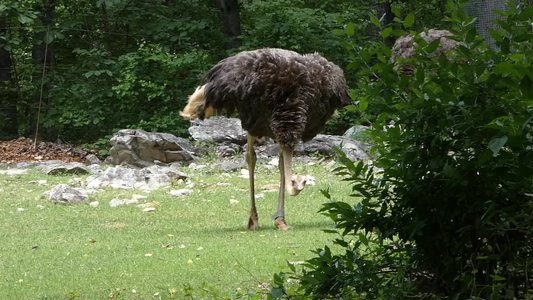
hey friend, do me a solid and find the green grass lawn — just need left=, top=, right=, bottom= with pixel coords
left=0, top=157, right=351, bottom=299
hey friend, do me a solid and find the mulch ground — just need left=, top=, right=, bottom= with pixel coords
left=0, top=137, right=88, bottom=164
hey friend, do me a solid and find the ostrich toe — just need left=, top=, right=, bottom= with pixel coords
left=274, top=217, right=290, bottom=230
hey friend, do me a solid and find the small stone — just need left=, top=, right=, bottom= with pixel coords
left=239, top=169, right=249, bottom=179
left=268, top=157, right=279, bottom=166
left=137, top=202, right=158, bottom=209
left=229, top=198, right=239, bottom=205
left=131, top=194, right=147, bottom=201
left=188, top=163, right=207, bottom=170
left=47, top=184, right=89, bottom=204
left=17, top=208, right=25, bottom=212
left=0, top=169, right=28, bottom=176
left=305, top=175, right=316, bottom=186
left=29, top=179, right=48, bottom=185
left=109, top=198, right=138, bottom=208
left=89, top=201, right=99, bottom=208
left=142, top=207, right=156, bottom=212
left=168, top=189, right=193, bottom=197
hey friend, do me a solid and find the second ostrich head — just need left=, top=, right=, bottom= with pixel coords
left=288, top=175, right=307, bottom=196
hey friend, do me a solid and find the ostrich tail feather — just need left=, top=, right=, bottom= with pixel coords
left=180, top=85, right=213, bottom=120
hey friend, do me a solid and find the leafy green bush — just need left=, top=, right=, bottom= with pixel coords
left=281, top=3, right=533, bottom=299
left=44, top=45, right=209, bottom=141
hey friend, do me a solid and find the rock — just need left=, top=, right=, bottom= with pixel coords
left=86, top=165, right=187, bottom=192
left=217, top=142, right=242, bottom=157
left=188, top=117, right=247, bottom=145
left=215, top=157, right=246, bottom=172
left=343, top=125, right=371, bottom=139
left=168, top=189, right=193, bottom=197
left=85, top=154, right=102, bottom=165
left=47, top=184, right=89, bottom=204
left=89, top=201, right=99, bottom=208
left=0, top=168, right=29, bottom=176
left=41, top=162, right=91, bottom=175
left=108, top=129, right=195, bottom=167
left=109, top=198, right=139, bottom=208
left=300, top=134, right=370, bottom=162
left=188, top=163, right=207, bottom=170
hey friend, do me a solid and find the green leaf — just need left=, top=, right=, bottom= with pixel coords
left=270, top=287, right=284, bottom=299
left=358, top=98, right=368, bottom=112
left=345, top=22, right=355, bottom=37
left=370, top=14, right=381, bottom=28
left=381, top=27, right=393, bottom=38
left=391, top=6, right=402, bottom=19
left=425, top=39, right=441, bottom=53
left=488, top=135, right=508, bottom=156
left=465, top=28, right=477, bottom=43
left=494, top=62, right=515, bottom=76
left=415, top=67, right=425, bottom=83
left=404, top=13, right=415, bottom=28
left=17, top=14, right=33, bottom=24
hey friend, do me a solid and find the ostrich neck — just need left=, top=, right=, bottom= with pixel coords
left=282, top=147, right=294, bottom=193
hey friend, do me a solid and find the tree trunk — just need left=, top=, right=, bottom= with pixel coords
left=29, top=0, right=55, bottom=140
left=0, top=18, right=18, bottom=139
left=379, top=1, right=395, bottom=46
left=214, top=0, right=241, bottom=49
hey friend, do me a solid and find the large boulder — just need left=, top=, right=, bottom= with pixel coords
left=47, top=184, right=90, bottom=204
left=40, top=162, right=91, bottom=175
left=300, top=134, right=370, bottom=161
left=107, top=129, right=195, bottom=167
left=188, top=117, right=247, bottom=145
left=86, top=164, right=187, bottom=191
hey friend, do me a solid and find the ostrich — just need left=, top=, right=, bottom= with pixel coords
left=180, top=48, right=351, bottom=230
left=390, top=29, right=461, bottom=75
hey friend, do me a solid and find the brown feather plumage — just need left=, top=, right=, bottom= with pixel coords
left=194, top=48, right=351, bottom=148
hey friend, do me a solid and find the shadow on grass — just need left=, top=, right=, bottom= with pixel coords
left=197, top=219, right=335, bottom=235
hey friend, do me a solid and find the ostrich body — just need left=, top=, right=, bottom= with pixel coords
left=181, top=48, right=350, bottom=230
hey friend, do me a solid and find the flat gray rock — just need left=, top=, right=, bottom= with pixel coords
left=47, top=184, right=89, bottom=204
left=41, top=162, right=91, bottom=175
left=188, top=117, right=247, bottom=145
left=108, top=129, right=195, bottom=167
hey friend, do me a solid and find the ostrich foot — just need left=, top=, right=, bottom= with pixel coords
left=274, top=217, right=290, bottom=231
left=247, top=216, right=259, bottom=230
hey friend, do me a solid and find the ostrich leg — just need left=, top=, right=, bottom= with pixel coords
left=273, top=146, right=293, bottom=230
left=246, top=134, right=259, bottom=230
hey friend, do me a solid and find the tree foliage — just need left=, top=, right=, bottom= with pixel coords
left=0, top=0, right=376, bottom=142
left=282, top=2, right=533, bottom=298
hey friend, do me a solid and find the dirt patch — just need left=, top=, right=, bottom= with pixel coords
left=0, top=137, right=88, bottom=164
